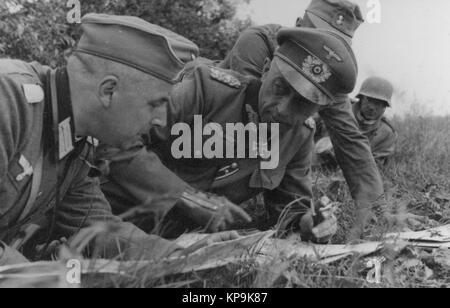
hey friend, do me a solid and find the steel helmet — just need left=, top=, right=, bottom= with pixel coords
left=358, top=76, right=394, bottom=107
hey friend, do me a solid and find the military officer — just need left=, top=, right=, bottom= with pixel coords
left=218, top=0, right=386, bottom=235
left=0, top=14, right=234, bottom=266
left=314, top=77, right=397, bottom=167
left=102, top=27, right=358, bottom=243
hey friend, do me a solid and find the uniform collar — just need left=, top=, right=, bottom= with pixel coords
left=45, top=68, right=83, bottom=160
left=243, top=78, right=262, bottom=124
left=55, top=68, right=73, bottom=120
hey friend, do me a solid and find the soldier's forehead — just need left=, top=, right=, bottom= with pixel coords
left=362, top=96, right=387, bottom=105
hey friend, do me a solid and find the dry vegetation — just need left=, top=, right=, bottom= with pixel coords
left=81, top=113, right=449, bottom=288
left=1, top=0, right=448, bottom=290
left=205, top=113, right=450, bottom=289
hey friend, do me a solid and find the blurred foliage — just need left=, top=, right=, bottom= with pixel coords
left=0, top=0, right=252, bottom=67
left=388, top=113, right=450, bottom=189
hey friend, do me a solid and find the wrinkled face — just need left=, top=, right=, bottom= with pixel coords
left=259, top=61, right=320, bottom=130
left=360, top=95, right=387, bottom=121
left=102, top=75, right=170, bottom=147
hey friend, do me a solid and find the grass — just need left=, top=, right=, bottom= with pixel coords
left=80, top=113, right=450, bottom=288
left=212, top=113, right=449, bottom=288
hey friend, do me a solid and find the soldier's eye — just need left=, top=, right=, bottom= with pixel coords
left=149, top=96, right=169, bottom=108
left=273, top=79, right=290, bottom=95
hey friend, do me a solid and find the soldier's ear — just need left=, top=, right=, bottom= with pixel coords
left=98, top=75, right=119, bottom=108
left=351, top=97, right=360, bottom=104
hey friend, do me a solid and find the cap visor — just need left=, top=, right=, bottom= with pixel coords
left=274, top=57, right=331, bottom=106
left=305, top=12, right=353, bottom=45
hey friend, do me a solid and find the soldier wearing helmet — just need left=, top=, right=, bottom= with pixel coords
left=314, top=76, right=397, bottom=166
left=353, top=77, right=397, bottom=165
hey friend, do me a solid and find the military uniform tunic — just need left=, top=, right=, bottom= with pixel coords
left=368, top=119, right=397, bottom=163
left=0, top=60, right=176, bottom=265
left=102, top=64, right=315, bottom=226
left=218, top=24, right=385, bottom=208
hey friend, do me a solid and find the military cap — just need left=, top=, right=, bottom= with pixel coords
left=274, top=27, right=358, bottom=106
left=76, top=14, right=200, bottom=84
left=359, top=76, right=394, bottom=107
left=304, top=0, right=364, bottom=43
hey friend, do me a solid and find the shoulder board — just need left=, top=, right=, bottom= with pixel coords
left=209, top=67, right=242, bottom=89
left=304, top=117, right=316, bottom=130
left=381, top=117, right=396, bottom=133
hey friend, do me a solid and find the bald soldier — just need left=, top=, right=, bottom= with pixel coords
left=101, top=27, right=358, bottom=243
left=0, top=14, right=235, bottom=266
left=219, top=0, right=387, bottom=233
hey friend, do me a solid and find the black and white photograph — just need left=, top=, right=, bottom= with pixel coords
left=0, top=0, right=449, bottom=290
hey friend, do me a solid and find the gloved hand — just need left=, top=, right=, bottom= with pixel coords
left=299, top=197, right=339, bottom=244
left=178, top=189, right=252, bottom=232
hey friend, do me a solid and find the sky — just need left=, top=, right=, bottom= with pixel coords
left=237, top=0, right=450, bottom=116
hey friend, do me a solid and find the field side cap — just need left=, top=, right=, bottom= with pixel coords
left=76, top=14, right=199, bottom=84
left=275, top=27, right=358, bottom=106
left=359, top=76, right=394, bottom=107
left=305, top=0, right=364, bottom=42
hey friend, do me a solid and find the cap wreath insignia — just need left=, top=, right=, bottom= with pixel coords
left=302, top=56, right=332, bottom=84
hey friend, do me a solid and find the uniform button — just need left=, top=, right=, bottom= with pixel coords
left=231, top=163, right=238, bottom=170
